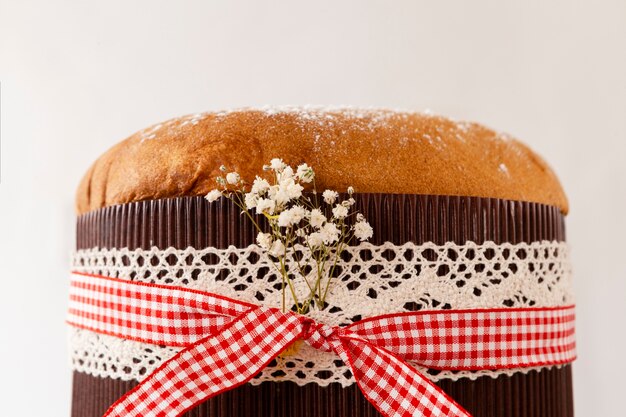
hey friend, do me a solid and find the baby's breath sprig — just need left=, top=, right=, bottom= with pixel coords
left=206, top=158, right=373, bottom=314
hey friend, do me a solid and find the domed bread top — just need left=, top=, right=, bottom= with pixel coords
left=75, top=107, right=568, bottom=214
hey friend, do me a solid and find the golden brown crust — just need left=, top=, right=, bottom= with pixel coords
left=75, top=108, right=568, bottom=214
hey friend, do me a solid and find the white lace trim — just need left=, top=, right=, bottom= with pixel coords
left=69, top=240, right=573, bottom=386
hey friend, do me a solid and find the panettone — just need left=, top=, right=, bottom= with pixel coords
left=69, top=108, right=574, bottom=417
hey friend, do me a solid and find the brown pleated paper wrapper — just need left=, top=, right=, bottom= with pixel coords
left=73, top=194, right=574, bottom=417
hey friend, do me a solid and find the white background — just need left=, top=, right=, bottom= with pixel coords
left=1, top=1, right=625, bottom=415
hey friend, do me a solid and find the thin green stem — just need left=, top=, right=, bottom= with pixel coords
left=279, top=256, right=300, bottom=312
left=228, top=192, right=263, bottom=232
left=298, top=236, right=321, bottom=314
left=312, top=178, right=319, bottom=207
left=294, top=248, right=314, bottom=297
left=321, top=233, right=354, bottom=307
left=281, top=227, right=302, bottom=313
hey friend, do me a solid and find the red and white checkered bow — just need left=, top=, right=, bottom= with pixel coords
left=68, top=272, right=576, bottom=417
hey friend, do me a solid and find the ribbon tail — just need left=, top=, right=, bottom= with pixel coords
left=337, top=339, right=472, bottom=417
left=103, top=306, right=303, bottom=417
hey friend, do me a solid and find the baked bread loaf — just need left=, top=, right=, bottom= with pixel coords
left=76, top=108, right=568, bottom=214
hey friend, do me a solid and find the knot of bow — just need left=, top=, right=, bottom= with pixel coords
left=300, top=317, right=343, bottom=351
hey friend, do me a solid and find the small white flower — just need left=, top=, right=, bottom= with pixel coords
left=296, top=163, right=315, bottom=183
left=282, top=178, right=303, bottom=199
left=279, top=165, right=294, bottom=181
left=307, top=232, right=324, bottom=248
left=267, top=185, right=277, bottom=199
left=289, top=206, right=307, bottom=223
left=278, top=206, right=307, bottom=227
left=347, top=186, right=354, bottom=195
left=322, top=190, right=339, bottom=205
left=216, top=176, right=226, bottom=185
left=332, top=204, right=349, bottom=219
left=219, top=165, right=227, bottom=172
left=295, top=228, right=307, bottom=238
left=277, top=212, right=292, bottom=227
left=270, top=158, right=286, bottom=171
left=226, top=172, right=240, bottom=185
left=309, top=209, right=326, bottom=229
left=251, top=177, right=270, bottom=195
left=266, top=178, right=302, bottom=206
left=256, top=232, right=273, bottom=250
left=321, top=222, right=340, bottom=244
left=273, top=188, right=291, bottom=206
left=269, top=240, right=286, bottom=257
left=354, top=221, right=373, bottom=241
left=256, top=198, right=276, bottom=215
left=342, top=198, right=356, bottom=207
left=244, top=192, right=258, bottom=209
left=205, top=189, right=222, bottom=203
left=356, top=213, right=365, bottom=222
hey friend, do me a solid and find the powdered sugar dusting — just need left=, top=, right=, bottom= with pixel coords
left=499, top=163, right=510, bottom=176
left=139, top=123, right=162, bottom=142
left=136, top=107, right=515, bottom=153
left=139, top=112, right=213, bottom=142
left=455, top=121, right=472, bottom=132
left=212, top=107, right=445, bottom=151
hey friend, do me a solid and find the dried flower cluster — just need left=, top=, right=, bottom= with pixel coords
left=206, top=158, right=373, bottom=313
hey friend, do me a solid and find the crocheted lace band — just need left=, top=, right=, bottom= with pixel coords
left=70, top=239, right=573, bottom=388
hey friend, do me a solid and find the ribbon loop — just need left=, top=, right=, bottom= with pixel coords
left=103, top=306, right=304, bottom=417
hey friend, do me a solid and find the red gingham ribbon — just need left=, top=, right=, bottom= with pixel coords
left=68, top=272, right=576, bottom=417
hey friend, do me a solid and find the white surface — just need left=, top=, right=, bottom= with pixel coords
left=1, top=1, right=624, bottom=415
